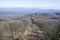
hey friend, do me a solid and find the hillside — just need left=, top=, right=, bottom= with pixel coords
left=21, top=13, right=60, bottom=19
left=0, top=13, right=60, bottom=40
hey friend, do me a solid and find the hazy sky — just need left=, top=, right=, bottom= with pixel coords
left=0, top=0, right=60, bottom=9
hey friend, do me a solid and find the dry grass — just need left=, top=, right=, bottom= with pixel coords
left=0, top=17, right=60, bottom=40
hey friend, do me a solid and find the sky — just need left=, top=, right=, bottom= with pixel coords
left=0, top=0, right=60, bottom=9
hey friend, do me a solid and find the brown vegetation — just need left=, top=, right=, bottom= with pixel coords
left=0, top=13, right=60, bottom=40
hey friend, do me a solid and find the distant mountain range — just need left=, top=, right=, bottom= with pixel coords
left=0, top=8, right=60, bottom=13
left=0, top=8, right=60, bottom=16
